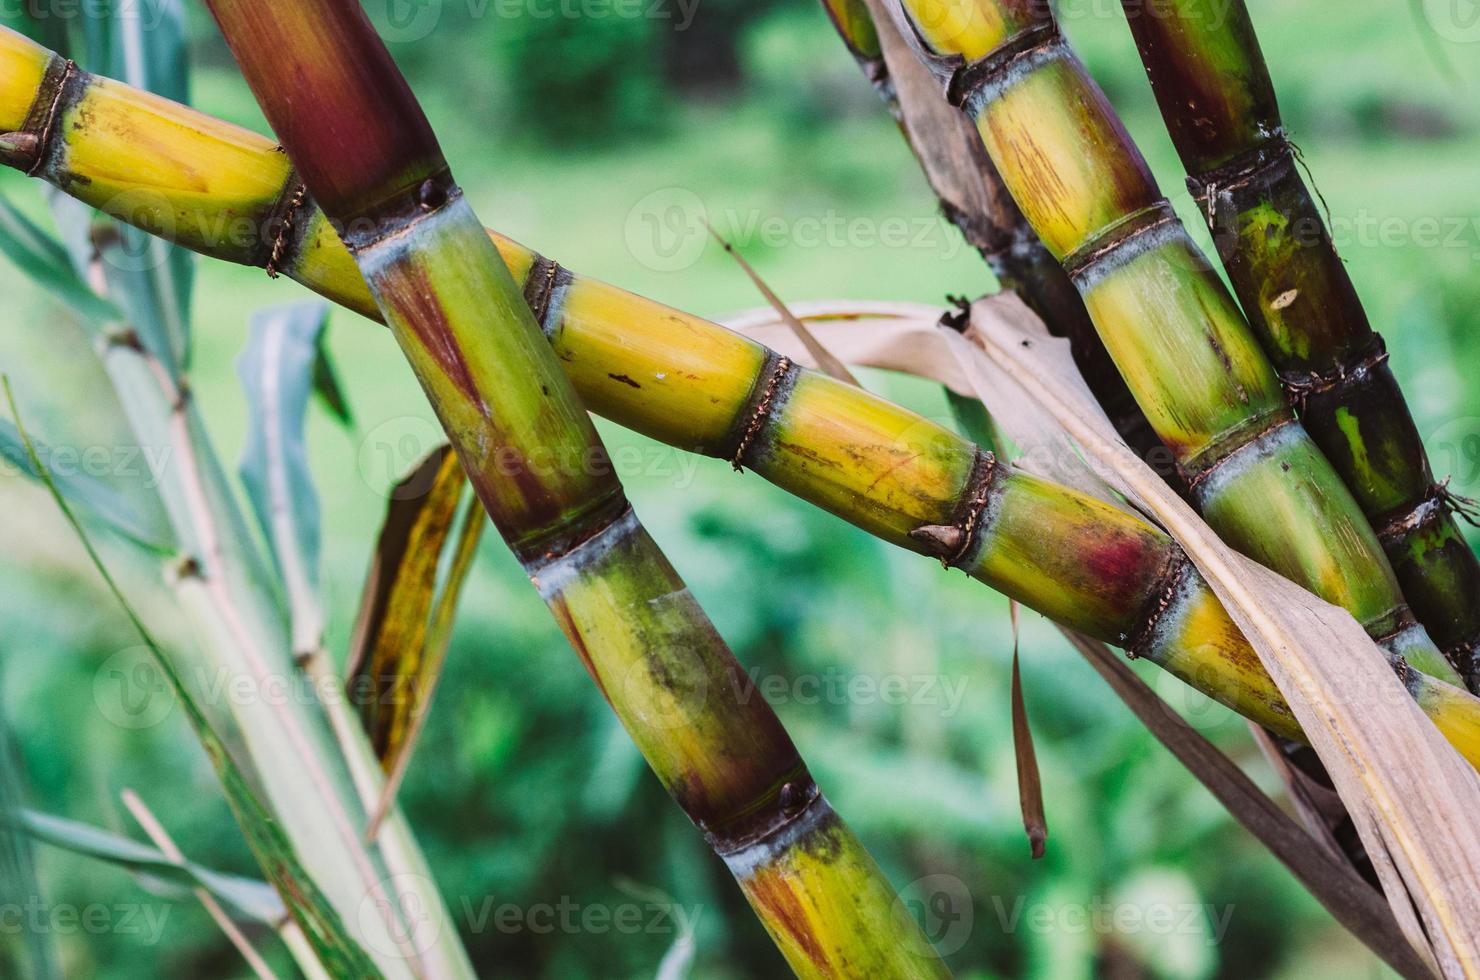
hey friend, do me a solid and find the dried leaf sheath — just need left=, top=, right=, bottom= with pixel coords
left=1117, top=0, right=1480, bottom=687
left=884, top=0, right=1464, bottom=685
left=8, top=39, right=1480, bottom=767
left=196, top=4, right=947, bottom=975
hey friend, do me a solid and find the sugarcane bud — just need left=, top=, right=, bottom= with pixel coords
left=910, top=523, right=965, bottom=557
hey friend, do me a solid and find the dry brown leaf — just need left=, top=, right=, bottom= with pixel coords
left=1008, top=601, right=1047, bottom=860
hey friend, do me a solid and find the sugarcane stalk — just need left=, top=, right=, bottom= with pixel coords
left=5, top=33, right=1480, bottom=770
left=820, top=0, right=1170, bottom=479
left=188, top=5, right=946, bottom=977
left=881, top=0, right=1466, bottom=689
left=1115, top=0, right=1480, bottom=690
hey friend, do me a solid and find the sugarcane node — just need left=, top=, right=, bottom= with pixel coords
left=1184, top=134, right=1293, bottom=205
left=335, top=168, right=459, bottom=254
left=169, top=554, right=203, bottom=583
left=516, top=491, right=634, bottom=574
left=1122, top=547, right=1194, bottom=659
left=1182, top=412, right=1297, bottom=501
left=14, top=55, right=79, bottom=178
left=1062, top=201, right=1179, bottom=286
left=705, top=772, right=821, bottom=857
left=521, top=254, right=572, bottom=338
left=101, top=326, right=144, bottom=353
left=891, top=1, right=1057, bottom=109
left=1445, top=630, right=1480, bottom=686
left=955, top=26, right=1062, bottom=115
left=1278, top=334, right=1389, bottom=416
left=918, top=447, right=1000, bottom=570
left=1373, top=615, right=1447, bottom=688
left=263, top=181, right=308, bottom=279
left=1374, top=480, right=1472, bottom=546
left=728, top=354, right=797, bottom=472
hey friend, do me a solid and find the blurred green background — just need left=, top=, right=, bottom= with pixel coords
left=2, top=0, right=1480, bottom=976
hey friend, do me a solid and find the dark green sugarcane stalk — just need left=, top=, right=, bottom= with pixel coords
left=883, top=0, right=1465, bottom=688
left=1116, top=0, right=1480, bottom=689
left=9, top=30, right=1480, bottom=768
left=819, top=0, right=1171, bottom=477
left=196, top=3, right=948, bottom=976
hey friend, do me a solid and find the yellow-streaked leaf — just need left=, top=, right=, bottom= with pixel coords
left=347, top=445, right=480, bottom=778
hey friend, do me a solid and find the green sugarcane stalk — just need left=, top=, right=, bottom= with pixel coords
left=882, top=0, right=1465, bottom=687
left=819, top=0, right=1170, bottom=478
left=6, top=38, right=1480, bottom=768
left=194, top=4, right=948, bottom=977
left=1115, top=0, right=1480, bottom=690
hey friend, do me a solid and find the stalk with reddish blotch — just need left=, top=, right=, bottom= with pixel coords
left=1116, top=0, right=1480, bottom=690
left=7, top=27, right=1480, bottom=768
left=191, top=3, right=949, bottom=976
left=882, top=0, right=1465, bottom=689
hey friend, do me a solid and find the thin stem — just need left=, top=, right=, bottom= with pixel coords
left=122, top=789, right=282, bottom=980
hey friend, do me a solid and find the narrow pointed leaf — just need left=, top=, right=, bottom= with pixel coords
left=0, top=419, right=171, bottom=551
left=17, top=808, right=284, bottom=925
left=0, top=196, right=119, bottom=326
left=707, top=224, right=861, bottom=387
left=3, top=377, right=383, bottom=980
left=310, top=330, right=353, bottom=429
left=238, top=301, right=330, bottom=651
left=0, top=672, right=60, bottom=980
left=365, top=495, right=486, bottom=839
left=1008, top=602, right=1047, bottom=859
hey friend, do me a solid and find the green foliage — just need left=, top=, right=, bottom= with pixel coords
left=17, top=809, right=282, bottom=926
left=237, top=301, right=331, bottom=626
